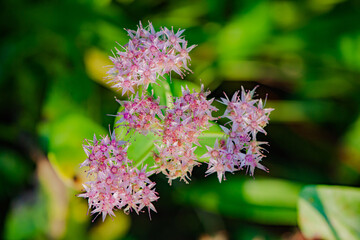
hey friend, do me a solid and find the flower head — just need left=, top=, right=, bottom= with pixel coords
left=79, top=132, right=159, bottom=220
left=80, top=20, right=274, bottom=222
left=204, top=87, right=273, bottom=181
left=154, top=85, right=218, bottom=184
left=107, top=21, right=197, bottom=95
left=115, top=94, right=164, bottom=135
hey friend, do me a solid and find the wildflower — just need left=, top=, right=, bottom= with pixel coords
left=153, top=85, right=217, bottom=184
left=80, top=21, right=274, bottom=221
left=202, top=140, right=236, bottom=183
left=107, top=21, right=197, bottom=95
left=79, top=132, right=159, bottom=221
left=115, top=93, right=164, bottom=135
left=204, top=87, right=273, bottom=181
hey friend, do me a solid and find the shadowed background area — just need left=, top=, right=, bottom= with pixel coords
left=1, top=0, right=360, bottom=239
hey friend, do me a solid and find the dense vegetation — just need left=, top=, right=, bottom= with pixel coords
left=1, top=0, right=359, bottom=239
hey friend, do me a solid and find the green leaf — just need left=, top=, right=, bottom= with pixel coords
left=169, top=79, right=201, bottom=97
left=217, top=0, right=272, bottom=60
left=298, top=185, right=360, bottom=240
left=339, top=33, right=360, bottom=71
left=128, top=131, right=160, bottom=169
left=176, top=177, right=303, bottom=225
left=114, top=102, right=160, bottom=169
left=147, top=81, right=171, bottom=107
left=46, top=113, right=107, bottom=186
left=114, top=78, right=174, bottom=170
left=114, top=106, right=160, bottom=169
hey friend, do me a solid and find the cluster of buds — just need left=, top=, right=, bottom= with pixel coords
left=154, top=85, right=218, bottom=184
left=204, top=87, right=274, bottom=182
left=79, top=21, right=273, bottom=221
left=79, top=132, right=158, bottom=220
left=107, top=21, right=196, bottom=95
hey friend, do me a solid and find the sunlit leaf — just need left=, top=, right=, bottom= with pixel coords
left=176, top=177, right=303, bottom=225
left=148, top=77, right=173, bottom=107
left=339, top=33, right=360, bottom=71
left=271, top=1, right=303, bottom=29
left=217, top=0, right=272, bottom=60
left=298, top=185, right=360, bottom=240
left=169, top=78, right=201, bottom=97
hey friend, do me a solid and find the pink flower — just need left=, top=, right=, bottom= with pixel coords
left=115, top=94, right=164, bottom=135
left=153, top=85, right=217, bottom=184
left=80, top=21, right=274, bottom=222
left=106, top=21, right=197, bottom=95
left=204, top=87, right=273, bottom=181
left=202, top=140, right=236, bottom=183
left=79, top=131, right=159, bottom=220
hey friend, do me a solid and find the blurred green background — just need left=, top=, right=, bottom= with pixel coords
left=1, top=0, right=360, bottom=239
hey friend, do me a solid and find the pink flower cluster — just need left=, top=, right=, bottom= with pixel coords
left=154, top=85, right=218, bottom=184
left=204, top=87, right=274, bottom=182
left=116, top=94, right=164, bottom=135
left=79, top=132, right=158, bottom=221
left=79, top=21, right=273, bottom=221
left=107, top=22, right=196, bottom=95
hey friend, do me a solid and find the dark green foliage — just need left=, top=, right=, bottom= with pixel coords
left=1, top=0, right=360, bottom=239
